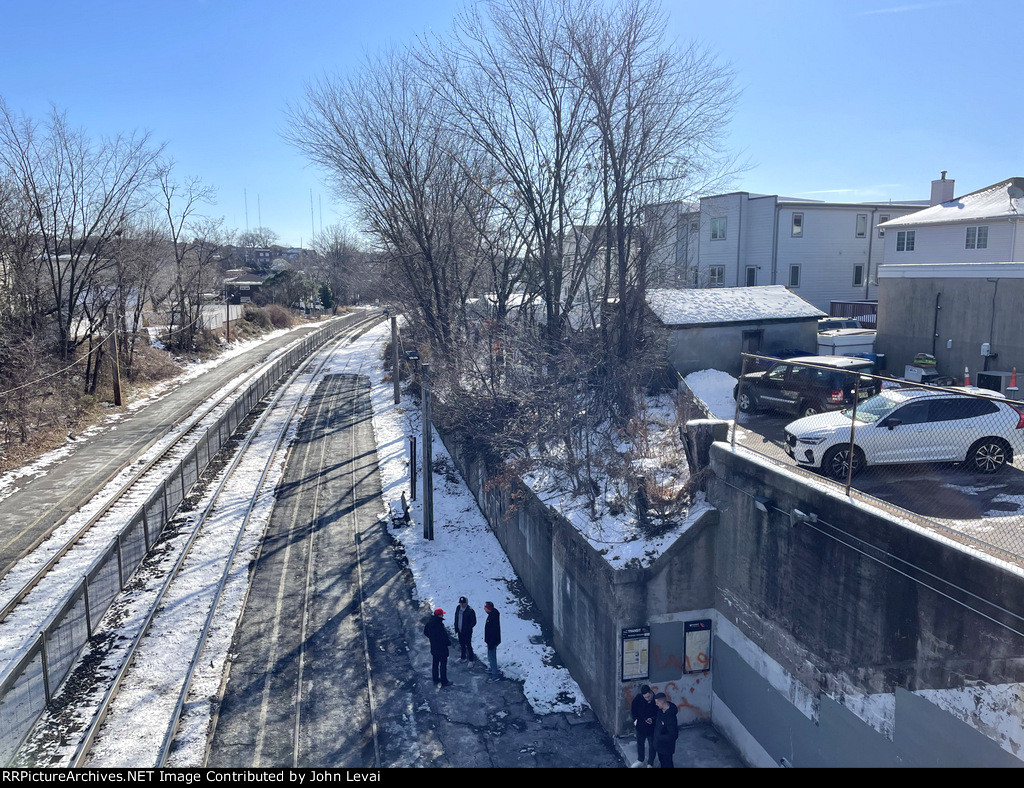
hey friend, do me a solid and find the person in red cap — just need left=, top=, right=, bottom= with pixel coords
left=424, top=607, right=452, bottom=687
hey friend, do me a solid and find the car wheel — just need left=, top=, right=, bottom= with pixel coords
left=966, top=438, right=1010, bottom=474
left=821, top=445, right=864, bottom=481
left=737, top=390, right=756, bottom=413
left=799, top=401, right=822, bottom=419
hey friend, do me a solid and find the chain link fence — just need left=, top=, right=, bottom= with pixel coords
left=730, top=352, right=1024, bottom=564
left=0, top=318, right=351, bottom=764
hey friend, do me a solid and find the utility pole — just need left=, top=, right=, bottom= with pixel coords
left=391, top=316, right=400, bottom=404
left=409, top=436, right=417, bottom=501
left=422, top=362, right=434, bottom=540
left=108, top=315, right=122, bottom=407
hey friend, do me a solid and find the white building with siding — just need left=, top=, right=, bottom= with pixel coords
left=649, top=190, right=927, bottom=313
left=878, top=175, right=1024, bottom=264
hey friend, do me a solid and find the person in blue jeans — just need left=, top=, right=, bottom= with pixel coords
left=484, top=601, right=502, bottom=681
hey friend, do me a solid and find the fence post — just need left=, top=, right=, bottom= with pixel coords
left=731, top=355, right=749, bottom=450
left=845, top=374, right=862, bottom=494
left=40, top=635, right=52, bottom=702
left=422, top=363, right=434, bottom=541
left=115, top=536, right=124, bottom=590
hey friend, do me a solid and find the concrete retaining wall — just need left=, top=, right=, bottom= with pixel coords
left=708, top=443, right=1024, bottom=767
left=438, top=423, right=1024, bottom=766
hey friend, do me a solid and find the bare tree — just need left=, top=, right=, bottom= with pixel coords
left=310, top=222, right=361, bottom=308
left=153, top=164, right=219, bottom=350
left=0, top=100, right=163, bottom=365
left=567, top=0, right=738, bottom=376
left=107, top=218, right=165, bottom=377
left=287, top=48, right=486, bottom=352
left=422, top=0, right=602, bottom=344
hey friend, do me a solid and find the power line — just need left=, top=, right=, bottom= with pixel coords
left=0, top=330, right=114, bottom=399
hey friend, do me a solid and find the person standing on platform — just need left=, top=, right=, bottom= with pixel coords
left=454, top=596, right=477, bottom=662
left=424, top=608, right=452, bottom=687
left=653, top=692, right=679, bottom=768
left=483, top=601, right=502, bottom=681
left=630, top=685, right=658, bottom=767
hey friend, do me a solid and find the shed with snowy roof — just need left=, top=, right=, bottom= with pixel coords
left=647, top=285, right=825, bottom=376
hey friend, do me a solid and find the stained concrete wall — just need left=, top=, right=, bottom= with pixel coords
left=665, top=318, right=819, bottom=378
left=876, top=266, right=1024, bottom=380
left=437, top=429, right=719, bottom=738
left=437, top=421, right=1024, bottom=766
left=708, top=443, right=1024, bottom=766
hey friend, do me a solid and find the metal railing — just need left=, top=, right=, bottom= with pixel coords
left=730, top=352, right=1024, bottom=565
left=0, top=317, right=352, bottom=765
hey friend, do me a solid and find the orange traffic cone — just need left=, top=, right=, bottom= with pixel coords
left=1011, top=368, right=1018, bottom=389
left=964, top=366, right=971, bottom=386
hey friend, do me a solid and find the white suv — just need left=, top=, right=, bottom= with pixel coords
left=784, top=388, right=1024, bottom=480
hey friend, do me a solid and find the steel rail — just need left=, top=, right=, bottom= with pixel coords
left=67, top=318, right=381, bottom=767
left=0, top=315, right=364, bottom=623
left=347, top=362, right=383, bottom=768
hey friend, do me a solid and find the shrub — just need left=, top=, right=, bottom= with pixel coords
left=264, top=303, right=294, bottom=329
left=242, top=305, right=272, bottom=330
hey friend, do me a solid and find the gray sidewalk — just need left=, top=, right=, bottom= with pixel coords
left=0, top=318, right=349, bottom=577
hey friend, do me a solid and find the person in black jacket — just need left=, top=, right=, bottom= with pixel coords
left=652, top=692, right=679, bottom=768
left=424, top=608, right=452, bottom=687
left=453, top=596, right=477, bottom=662
left=483, top=601, right=502, bottom=681
left=630, top=685, right=658, bottom=767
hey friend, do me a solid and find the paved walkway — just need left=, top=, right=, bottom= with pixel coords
left=209, top=375, right=746, bottom=768
left=0, top=317, right=356, bottom=578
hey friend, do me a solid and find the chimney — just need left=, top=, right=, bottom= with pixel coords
left=930, top=171, right=955, bottom=205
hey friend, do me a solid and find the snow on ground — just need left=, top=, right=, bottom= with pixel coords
left=5, top=321, right=734, bottom=753
left=685, top=369, right=738, bottom=421
left=361, top=323, right=588, bottom=714
left=0, top=326, right=304, bottom=506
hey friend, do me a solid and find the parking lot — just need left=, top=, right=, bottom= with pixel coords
left=732, top=409, right=1024, bottom=562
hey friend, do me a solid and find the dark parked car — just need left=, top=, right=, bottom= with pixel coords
left=733, top=355, right=880, bottom=418
left=745, top=348, right=814, bottom=372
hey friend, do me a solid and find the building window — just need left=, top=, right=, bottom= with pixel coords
left=792, top=213, right=803, bottom=237
left=240, top=284, right=250, bottom=291
left=853, top=264, right=864, bottom=287
left=689, top=221, right=699, bottom=234
left=896, top=230, right=915, bottom=252
left=878, top=214, right=889, bottom=238
left=710, top=217, right=727, bottom=241
left=856, top=214, right=868, bottom=238
left=789, top=265, right=801, bottom=288
left=745, top=266, right=757, bottom=286
left=709, top=265, right=725, bottom=286
left=965, top=225, right=989, bottom=249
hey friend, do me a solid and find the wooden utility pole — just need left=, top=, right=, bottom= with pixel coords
left=422, top=362, right=434, bottom=540
left=392, top=316, right=400, bottom=404
left=108, top=316, right=122, bottom=406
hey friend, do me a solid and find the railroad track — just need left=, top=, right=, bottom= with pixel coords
left=1, top=314, right=384, bottom=766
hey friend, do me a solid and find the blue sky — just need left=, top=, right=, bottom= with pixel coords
left=2, top=0, right=1021, bottom=248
